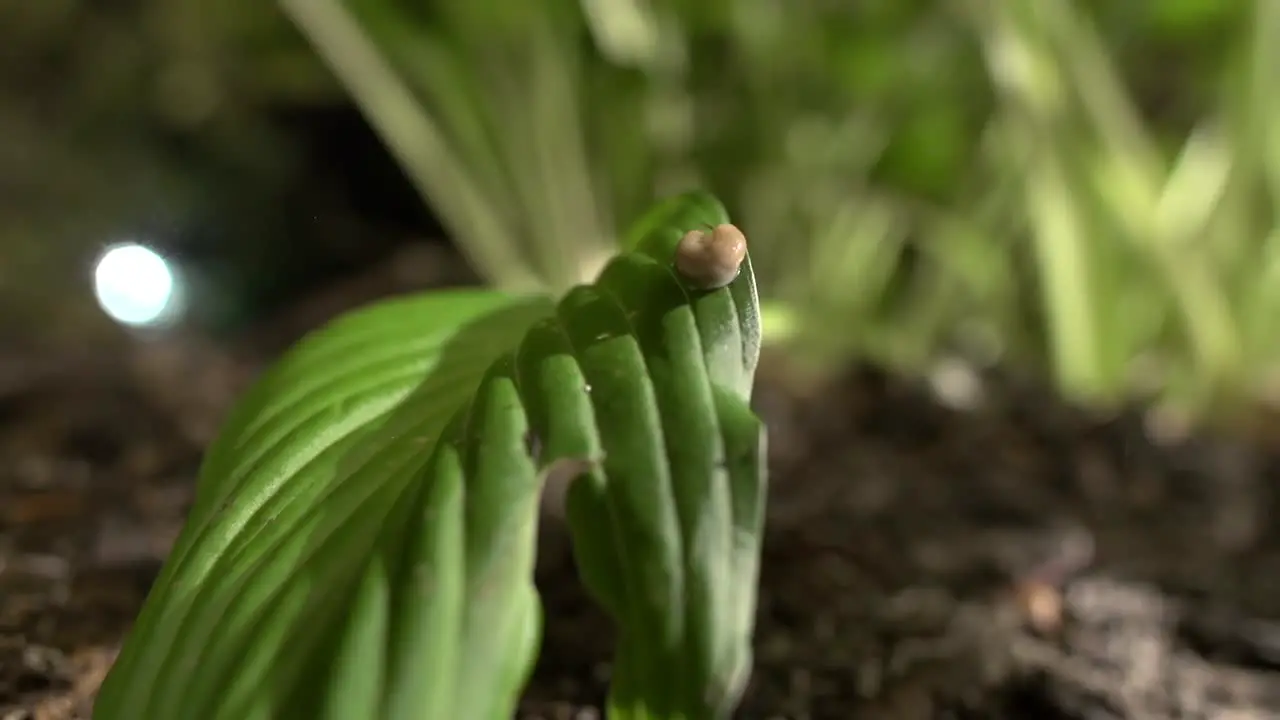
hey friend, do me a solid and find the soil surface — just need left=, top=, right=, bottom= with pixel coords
left=5, top=263, right=1280, bottom=719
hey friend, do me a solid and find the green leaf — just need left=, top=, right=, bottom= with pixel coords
left=98, top=191, right=766, bottom=720
left=623, top=190, right=728, bottom=254
left=558, top=190, right=765, bottom=718
left=95, top=290, right=555, bottom=720
left=623, top=189, right=762, bottom=399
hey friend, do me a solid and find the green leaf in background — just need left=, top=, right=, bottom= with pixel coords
left=1146, top=0, right=1240, bottom=38
left=94, top=290, right=556, bottom=720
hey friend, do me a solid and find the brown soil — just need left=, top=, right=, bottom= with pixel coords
left=4, top=276, right=1280, bottom=719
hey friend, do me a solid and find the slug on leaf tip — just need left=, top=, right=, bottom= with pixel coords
left=674, top=223, right=748, bottom=289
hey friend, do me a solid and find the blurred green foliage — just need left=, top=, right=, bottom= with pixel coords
left=283, top=0, right=1279, bottom=421
left=5, top=0, right=1277, bottom=423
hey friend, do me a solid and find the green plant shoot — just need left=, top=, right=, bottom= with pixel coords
left=93, top=191, right=765, bottom=720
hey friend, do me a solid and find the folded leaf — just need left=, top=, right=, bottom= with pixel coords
left=95, top=291, right=555, bottom=720
left=96, top=190, right=766, bottom=720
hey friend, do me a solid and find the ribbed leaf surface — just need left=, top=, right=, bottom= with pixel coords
left=95, top=191, right=764, bottom=720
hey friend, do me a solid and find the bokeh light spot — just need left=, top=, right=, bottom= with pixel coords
left=93, top=243, right=178, bottom=327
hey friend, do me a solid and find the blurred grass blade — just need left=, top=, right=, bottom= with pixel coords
left=488, top=15, right=615, bottom=288
left=579, top=0, right=662, bottom=67
left=1147, top=123, right=1243, bottom=391
left=286, top=0, right=618, bottom=293
left=1023, top=140, right=1110, bottom=397
left=804, top=196, right=905, bottom=315
left=1245, top=0, right=1280, bottom=211
left=968, top=0, right=1113, bottom=399
left=1035, top=0, right=1163, bottom=216
left=348, top=6, right=525, bottom=260
left=1153, top=123, right=1232, bottom=248
left=281, top=0, right=540, bottom=290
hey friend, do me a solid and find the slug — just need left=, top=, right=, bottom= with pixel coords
left=674, top=223, right=748, bottom=289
